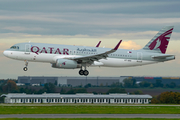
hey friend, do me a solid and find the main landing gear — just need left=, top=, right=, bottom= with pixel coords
left=23, top=60, right=28, bottom=71
left=79, top=66, right=89, bottom=76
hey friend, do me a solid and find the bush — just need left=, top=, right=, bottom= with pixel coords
left=106, top=88, right=126, bottom=94
left=153, top=91, right=180, bottom=104
left=66, top=88, right=87, bottom=94
left=151, top=97, right=160, bottom=104
left=133, top=90, right=143, bottom=94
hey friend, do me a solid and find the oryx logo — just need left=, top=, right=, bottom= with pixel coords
left=60, top=61, right=66, bottom=67
left=62, top=61, right=66, bottom=65
left=148, top=28, right=173, bottom=54
left=153, top=38, right=161, bottom=49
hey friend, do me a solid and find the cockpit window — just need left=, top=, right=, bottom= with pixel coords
left=10, top=46, right=19, bottom=49
left=10, top=46, right=16, bottom=49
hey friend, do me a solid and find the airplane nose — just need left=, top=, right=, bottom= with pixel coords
left=3, top=50, right=9, bottom=57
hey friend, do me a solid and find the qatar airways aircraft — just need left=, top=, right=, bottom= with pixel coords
left=3, top=26, right=175, bottom=76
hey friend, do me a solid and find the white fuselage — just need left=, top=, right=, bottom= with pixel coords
left=3, top=42, right=175, bottom=76
left=3, top=49, right=157, bottom=68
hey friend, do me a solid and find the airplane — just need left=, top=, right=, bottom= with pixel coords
left=3, top=26, right=175, bottom=76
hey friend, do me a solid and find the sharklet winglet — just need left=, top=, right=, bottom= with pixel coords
left=114, top=40, right=122, bottom=50
left=96, top=41, right=101, bottom=47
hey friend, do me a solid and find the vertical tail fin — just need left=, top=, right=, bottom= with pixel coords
left=143, top=26, right=174, bottom=54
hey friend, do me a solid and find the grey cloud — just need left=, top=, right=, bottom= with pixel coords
left=0, top=0, right=179, bottom=14
left=0, top=1, right=180, bottom=36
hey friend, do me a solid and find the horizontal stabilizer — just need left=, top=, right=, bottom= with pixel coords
left=152, top=55, right=175, bottom=59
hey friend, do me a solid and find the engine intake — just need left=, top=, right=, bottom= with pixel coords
left=52, top=59, right=81, bottom=69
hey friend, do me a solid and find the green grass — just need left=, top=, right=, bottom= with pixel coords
left=0, top=105, right=180, bottom=114
left=0, top=118, right=180, bottom=120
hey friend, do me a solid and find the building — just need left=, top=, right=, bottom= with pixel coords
left=18, top=76, right=180, bottom=87
left=133, top=76, right=180, bottom=85
left=16, top=83, right=25, bottom=86
left=18, top=76, right=124, bottom=87
left=2, top=93, right=152, bottom=104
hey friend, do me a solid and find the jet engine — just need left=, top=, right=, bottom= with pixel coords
left=52, top=59, right=81, bottom=69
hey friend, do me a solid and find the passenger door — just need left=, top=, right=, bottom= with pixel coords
left=25, top=44, right=31, bottom=55
left=137, top=52, right=142, bottom=62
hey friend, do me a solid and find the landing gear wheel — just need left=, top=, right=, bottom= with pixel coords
left=79, top=70, right=84, bottom=75
left=23, top=60, right=28, bottom=71
left=23, top=67, right=28, bottom=71
left=83, top=70, right=89, bottom=76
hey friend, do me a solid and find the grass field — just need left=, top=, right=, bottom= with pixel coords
left=0, top=104, right=180, bottom=114
left=0, top=118, right=180, bottom=120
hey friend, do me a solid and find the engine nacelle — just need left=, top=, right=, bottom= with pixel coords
left=52, top=59, right=81, bottom=69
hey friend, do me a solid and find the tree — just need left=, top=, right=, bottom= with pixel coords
left=133, top=90, right=143, bottom=94
left=66, top=89, right=75, bottom=94
left=150, top=84, right=154, bottom=88
left=37, top=89, right=46, bottom=94
left=123, top=78, right=138, bottom=88
left=44, top=83, right=56, bottom=93
left=100, top=83, right=103, bottom=87
left=169, top=82, right=176, bottom=88
left=106, top=88, right=126, bottom=94
left=84, top=83, right=91, bottom=88
left=123, top=79, right=133, bottom=88
left=54, top=80, right=57, bottom=86
left=0, top=97, right=4, bottom=103
left=60, top=88, right=66, bottom=94
left=110, top=82, right=123, bottom=87
left=132, top=79, right=136, bottom=86
left=139, top=81, right=151, bottom=87
left=19, top=87, right=25, bottom=93
left=154, top=80, right=163, bottom=87
left=154, top=91, right=180, bottom=104
left=92, top=91, right=98, bottom=94
left=2, top=80, right=17, bottom=92
left=151, top=97, right=160, bottom=104
left=159, top=91, right=176, bottom=104
left=66, top=88, right=87, bottom=94
left=76, top=88, right=87, bottom=93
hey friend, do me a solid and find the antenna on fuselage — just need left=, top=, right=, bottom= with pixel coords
left=29, top=41, right=31, bottom=43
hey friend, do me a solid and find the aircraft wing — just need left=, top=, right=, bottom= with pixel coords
left=70, top=40, right=122, bottom=63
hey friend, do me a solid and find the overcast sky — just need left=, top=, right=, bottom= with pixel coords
left=1, top=0, right=180, bottom=79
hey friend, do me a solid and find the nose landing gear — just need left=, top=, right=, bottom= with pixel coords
left=23, top=67, right=28, bottom=71
left=23, top=60, right=28, bottom=71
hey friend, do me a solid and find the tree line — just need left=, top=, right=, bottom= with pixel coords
left=1, top=80, right=180, bottom=104
left=76, top=79, right=179, bottom=88
left=151, top=91, right=180, bottom=104
left=0, top=80, right=128, bottom=94
left=0, top=78, right=179, bottom=90
left=123, top=79, right=178, bottom=88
